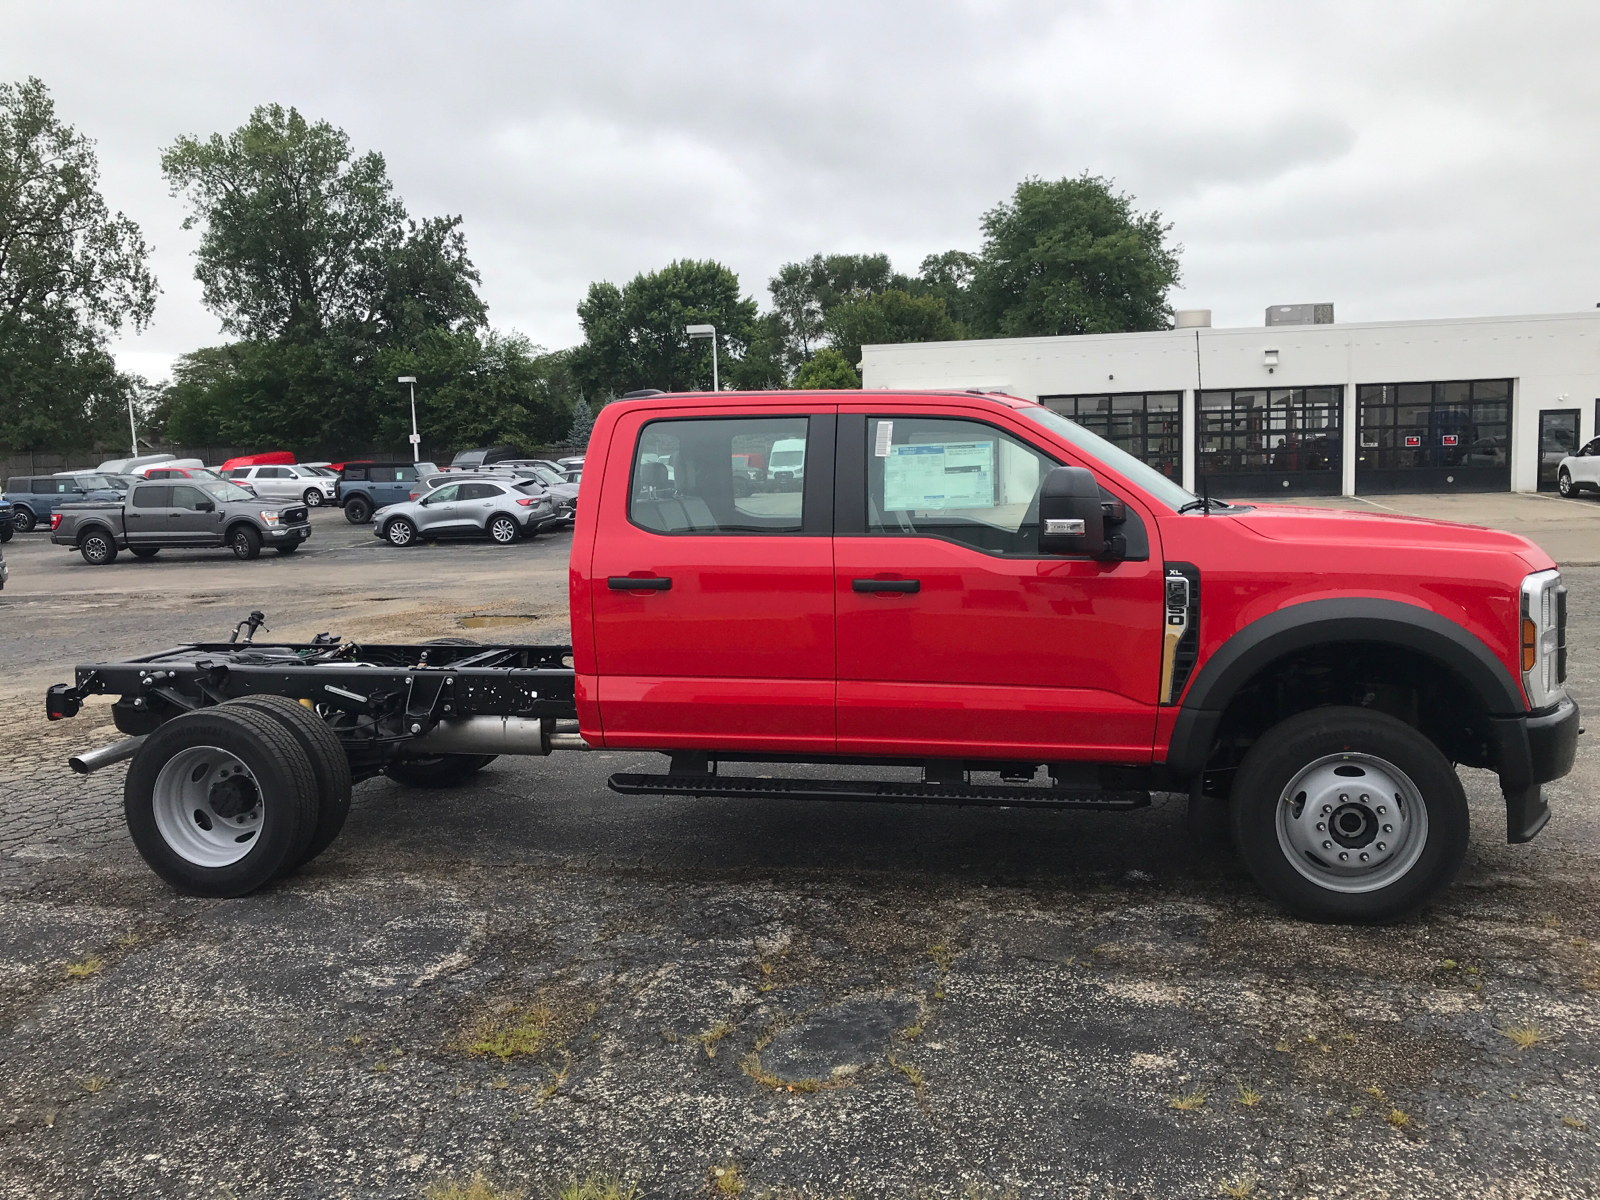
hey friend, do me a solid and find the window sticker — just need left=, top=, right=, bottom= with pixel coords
left=874, top=421, right=894, bottom=457
left=883, top=441, right=996, bottom=510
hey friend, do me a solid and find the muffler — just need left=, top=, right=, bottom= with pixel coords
left=69, top=735, right=147, bottom=775
left=409, top=716, right=551, bottom=756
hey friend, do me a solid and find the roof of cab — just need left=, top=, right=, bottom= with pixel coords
left=604, top=389, right=1038, bottom=409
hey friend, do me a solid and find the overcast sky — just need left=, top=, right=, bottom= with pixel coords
left=6, top=1, right=1598, bottom=381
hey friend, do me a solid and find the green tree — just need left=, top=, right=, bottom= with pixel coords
left=768, top=252, right=898, bottom=370
left=823, top=289, right=960, bottom=368
left=572, top=259, right=757, bottom=395
left=903, top=250, right=980, bottom=329
left=970, top=174, right=1180, bottom=337
left=566, top=394, right=595, bottom=447
left=791, top=347, right=859, bottom=390
left=0, top=77, right=157, bottom=452
left=161, top=104, right=484, bottom=345
left=726, top=311, right=789, bottom=390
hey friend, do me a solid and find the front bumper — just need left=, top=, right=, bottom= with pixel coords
left=267, top=524, right=312, bottom=541
left=1491, top=694, right=1581, bottom=843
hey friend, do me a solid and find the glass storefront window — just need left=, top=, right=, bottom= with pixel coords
left=1197, top=387, right=1341, bottom=476
left=1038, top=392, right=1183, bottom=480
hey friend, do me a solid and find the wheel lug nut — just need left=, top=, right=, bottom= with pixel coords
left=1376, top=806, right=1387, bottom=815
left=1339, top=794, right=1349, bottom=802
left=1376, top=842, right=1387, bottom=851
left=1322, top=840, right=1333, bottom=850
left=1321, top=805, right=1332, bottom=815
left=1339, top=852, right=1350, bottom=861
left=1383, top=824, right=1393, bottom=833
left=1360, top=794, right=1369, bottom=803
left=1316, top=822, right=1326, bottom=831
left=1359, top=853, right=1370, bottom=862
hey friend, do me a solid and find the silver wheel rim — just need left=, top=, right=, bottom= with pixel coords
left=491, top=518, right=515, bottom=543
left=152, top=745, right=266, bottom=867
left=389, top=521, right=412, bottom=545
left=1276, top=752, right=1429, bottom=893
left=85, top=536, right=108, bottom=561
left=1560, top=474, right=1571, bottom=495
left=305, top=490, right=322, bottom=507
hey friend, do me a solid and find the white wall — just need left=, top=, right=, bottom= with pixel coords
left=860, top=311, right=1600, bottom=493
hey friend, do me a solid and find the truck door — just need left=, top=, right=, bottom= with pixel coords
left=589, top=407, right=837, bottom=752
left=833, top=409, right=1163, bottom=762
left=169, top=484, right=222, bottom=542
left=125, top=484, right=174, bottom=544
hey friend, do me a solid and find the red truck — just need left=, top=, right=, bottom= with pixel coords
left=46, top=390, right=1579, bottom=922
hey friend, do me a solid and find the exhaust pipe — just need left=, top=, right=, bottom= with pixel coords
left=409, top=716, right=551, bottom=756
left=549, top=732, right=589, bottom=751
left=69, top=735, right=147, bottom=775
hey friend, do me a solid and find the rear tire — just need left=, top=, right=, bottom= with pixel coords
left=131, top=547, right=160, bottom=560
left=345, top=497, right=372, bottom=524
left=80, top=531, right=118, bottom=565
left=230, top=525, right=262, bottom=559
left=124, top=706, right=319, bottom=896
left=303, top=488, right=323, bottom=507
left=222, top=696, right=352, bottom=870
left=488, top=514, right=520, bottom=545
left=13, top=507, right=37, bottom=533
left=1231, top=706, right=1468, bottom=922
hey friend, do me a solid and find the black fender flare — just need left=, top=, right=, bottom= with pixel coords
left=72, top=519, right=119, bottom=546
left=222, top=519, right=260, bottom=544
left=1163, top=597, right=1525, bottom=776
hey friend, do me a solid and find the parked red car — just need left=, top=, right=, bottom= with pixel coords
left=217, top=451, right=295, bottom=473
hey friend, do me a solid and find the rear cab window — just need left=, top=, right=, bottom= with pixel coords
left=629, top=415, right=812, bottom=534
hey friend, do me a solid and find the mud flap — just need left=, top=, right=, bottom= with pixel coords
left=1503, top=782, right=1550, bottom=844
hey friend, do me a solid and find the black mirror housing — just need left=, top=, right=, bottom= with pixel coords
left=1038, top=466, right=1106, bottom=557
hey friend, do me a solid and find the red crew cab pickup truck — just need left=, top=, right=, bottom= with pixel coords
left=46, top=390, right=1579, bottom=921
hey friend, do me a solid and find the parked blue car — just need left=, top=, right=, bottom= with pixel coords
left=337, top=461, right=437, bottom=524
left=3, top=473, right=126, bottom=533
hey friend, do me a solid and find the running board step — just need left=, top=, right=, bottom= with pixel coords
left=607, top=773, right=1150, bottom=811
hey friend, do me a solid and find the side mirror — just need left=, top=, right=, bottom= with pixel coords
left=196, top=501, right=215, bottom=513
left=1038, top=466, right=1106, bottom=557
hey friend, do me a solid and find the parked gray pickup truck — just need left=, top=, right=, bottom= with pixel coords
left=51, top=479, right=311, bottom=564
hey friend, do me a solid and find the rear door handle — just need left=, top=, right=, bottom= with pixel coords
left=852, top=578, right=920, bottom=593
left=609, top=576, right=672, bottom=591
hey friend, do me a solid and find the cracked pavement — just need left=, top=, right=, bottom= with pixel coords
left=2, top=503, right=1599, bottom=1199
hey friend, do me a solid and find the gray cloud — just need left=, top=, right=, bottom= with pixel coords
left=5, top=0, right=1597, bottom=381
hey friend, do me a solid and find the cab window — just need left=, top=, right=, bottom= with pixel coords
left=132, top=485, right=172, bottom=507
left=172, top=485, right=211, bottom=510
left=866, top=416, right=1056, bottom=555
left=423, top=484, right=459, bottom=504
left=630, top=416, right=807, bottom=534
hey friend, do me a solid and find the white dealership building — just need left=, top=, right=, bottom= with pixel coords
left=859, top=308, right=1600, bottom=497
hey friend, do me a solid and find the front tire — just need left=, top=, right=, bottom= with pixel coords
left=385, top=517, right=417, bottom=547
left=12, top=506, right=36, bottom=533
left=1558, top=469, right=1574, bottom=497
left=124, top=706, right=319, bottom=896
left=1231, top=707, right=1468, bottom=922
left=344, top=497, right=372, bottom=524
left=303, top=488, right=324, bottom=507
left=80, top=531, right=118, bottom=565
left=231, top=524, right=262, bottom=560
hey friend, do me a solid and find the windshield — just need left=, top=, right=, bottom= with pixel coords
left=529, top=465, right=564, bottom=485
left=197, top=480, right=257, bottom=502
left=1015, top=405, right=1195, bottom=512
left=74, top=475, right=117, bottom=490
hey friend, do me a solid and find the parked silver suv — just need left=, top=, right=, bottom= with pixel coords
left=373, top=479, right=557, bottom=547
left=225, top=464, right=338, bottom=507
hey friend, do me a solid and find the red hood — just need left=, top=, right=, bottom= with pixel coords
left=1227, top=502, right=1553, bottom=569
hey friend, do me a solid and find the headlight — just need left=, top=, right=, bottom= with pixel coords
left=260, top=511, right=281, bottom=526
left=1520, top=569, right=1567, bottom=709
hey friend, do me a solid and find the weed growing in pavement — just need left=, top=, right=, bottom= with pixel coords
left=738, top=1052, right=841, bottom=1094
left=63, top=957, right=103, bottom=978
left=552, top=1176, right=640, bottom=1200
left=1234, top=1083, right=1263, bottom=1108
left=424, top=1174, right=522, bottom=1200
left=80, top=1075, right=110, bottom=1093
left=888, top=1055, right=927, bottom=1095
left=1498, top=1023, right=1552, bottom=1050
left=1385, top=1108, right=1411, bottom=1129
left=899, top=1022, right=924, bottom=1041
left=696, top=1021, right=735, bottom=1059
left=709, top=1164, right=745, bottom=1197
left=1217, top=1178, right=1255, bottom=1198
left=1169, top=1088, right=1208, bottom=1111
left=1563, top=1116, right=1588, bottom=1130
left=960, top=1182, right=1019, bottom=1200
left=538, top=1053, right=573, bottom=1104
left=462, top=1005, right=556, bottom=1060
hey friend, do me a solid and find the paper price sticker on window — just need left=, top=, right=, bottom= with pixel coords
left=883, top=441, right=996, bottom=511
left=874, top=421, right=893, bottom=457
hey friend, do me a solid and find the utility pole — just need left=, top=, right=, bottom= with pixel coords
left=398, top=376, right=420, bottom=461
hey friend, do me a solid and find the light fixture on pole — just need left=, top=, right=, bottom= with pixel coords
left=398, top=376, right=420, bottom=461
left=686, top=324, right=718, bottom=392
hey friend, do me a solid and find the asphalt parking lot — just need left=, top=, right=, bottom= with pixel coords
left=3, top=496, right=1600, bottom=1199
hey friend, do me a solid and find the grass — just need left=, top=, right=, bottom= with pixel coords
left=1234, top=1083, right=1264, bottom=1108
left=899, top=1022, right=924, bottom=1041
left=709, top=1164, right=745, bottom=1197
left=81, top=1075, right=110, bottom=1094
left=462, top=1004, right=556, bottom=1060
left=739, top=1052, right=838, bottom=1094
left=888, top=1055, right=927, bottom=1094
left=1498, top=1023, right=1553, bottom=1050
left=1169, top=1088, right=1209, bottom=1112
left=1563, top=1115, right=1588, bottom=1131
left=1217, top=1178, right=1255, bottom=1198
left=424, top=1175, right=522, bottom=1200
left=63, top=957, right=104, bottom=979
left=538, top=1054, right=573, bottom=1103
left=1385, top=1108, right=1411, bottom=1129
left=551, top=1177, right=639, bottom=1200
left=696, top=1021, right=736, bottom=1059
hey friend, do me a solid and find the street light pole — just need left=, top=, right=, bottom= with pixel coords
left=398, top=376, right=420, bottom=461
left=685, top=324, right=718, bottom=391
left=126, top=390, right=138, bottom=457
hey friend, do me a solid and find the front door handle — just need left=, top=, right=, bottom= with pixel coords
left=852, top=578, right=920, bottom=593
left=609, top=576, right=672, bottom=591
